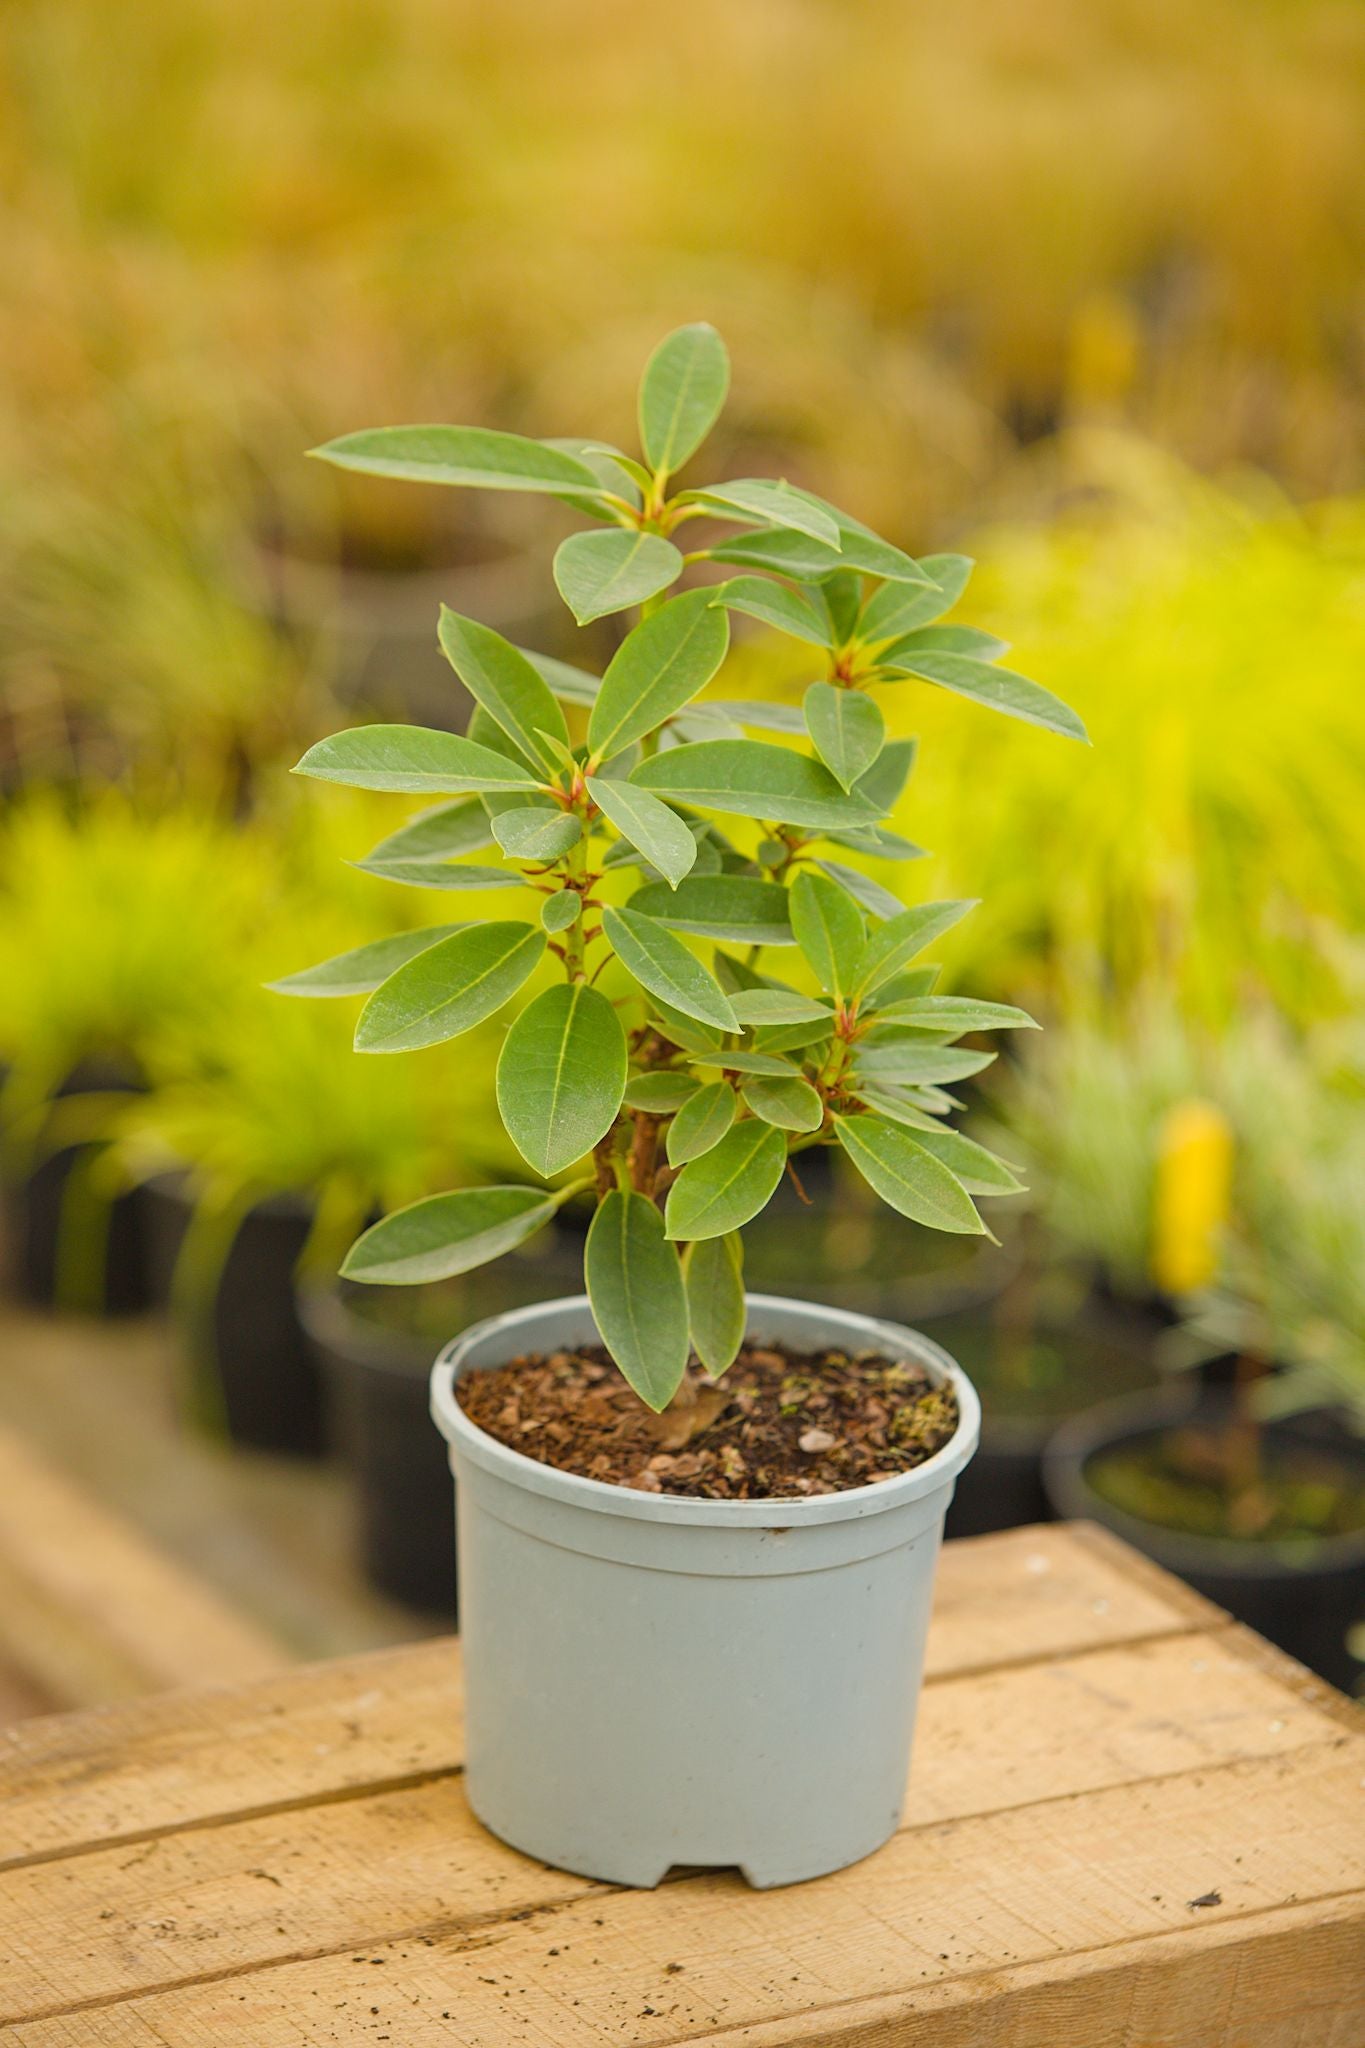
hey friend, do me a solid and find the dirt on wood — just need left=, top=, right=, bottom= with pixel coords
left=455, top=1342, right=960, bottom=1499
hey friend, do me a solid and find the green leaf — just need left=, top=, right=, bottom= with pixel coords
left=648, top=999, right=726, bottom=1055
left=541, top=889, right=581, bottom=933
left=363, top=798, right=494, bottom=866
left=520, top=648, right=601, bottom=706
left=852, top=735, right=917, bottom=816
left=622, top=1071, right=701, bottom=1113
left=341, top=1184, right=569, bottom=1285
left=630, top=875, right=795, bottom=947
left=355, top=922, right=545, bottom=1053
left=854, top=899, right=976, bottom=998
left=267, top=925, right=465, bottom=998
left=496, top=983, right=628, bottom=1177
left=542, top=438, right=642, bottom=517
left=821, top=823, right=926, bottom=862
left=666, top=1080, right=738, bottom=1165
left=684, top=1233, right=746, bottom=1378
left=665, top=1119, right=787, bottom=1241
left=638, top=322, right=731, bottom=476
left=803, top=683, right=885, bottom=792
left=849, top=1086, right=943, bottom=1132
left=834, top=1114, right=986, bottom=1235
left=354, top=858, right=523, bottom=891
left=437, top=608, right=569, bottom=775
left=491, top=808, right=582, bottom=862
left=602, top=905, right=739, bottom=1032
left=861, top=554, right=974, bottom=641
left=553, top=530, right=684, bottom=625
left=790, top=867, right=865, bottom=996
left=813, top=859, right=904, bottom=921
left=880, top=624, right=1008, bottom=663
left=710, top=577, right=832, bottom=648
left=910, top=1126, right=1026, bottom=1196
left=887, top=650, right=1089, bottom=743
left=294, top=725, right=545, bottom=796
left=853, top=1044, right=996, bottom=1085
left=727, top=988, right=832, bottom=1026
left=633, top=740, right=878, bottom=830
left=586, top=777, right=697, bottom=890
left=310, top=424, right=608, bottom=498
left=870, top=965, right=940, bottom=1005
left=586, top=589, right=730, bottom=764
left=870, top=995, right=1038, bottom=1032
left=680, top=480, right=841, bottom=549
left=820, top=571, right=864, bottom=643
left=585, top=1190, right=690, bottom=1410
left=752, top=1018, right=834, bottom=1056
left=741, top=1074, right=824, bottom=1133
left=691, top=1049, right=797, bottom=1076
left=799, top=499, right=939, bottom=584
left=703, top=698, right=807, bottom=735
left=707, top=528, right=849, bottom=580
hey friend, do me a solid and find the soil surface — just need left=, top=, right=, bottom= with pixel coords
left=455, top=1343, right=960, bottom=1499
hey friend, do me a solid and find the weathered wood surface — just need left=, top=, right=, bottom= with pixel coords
left=1, top=1523, right=1361, bottom=2046
left=0, top=1424, right=285, bottom=1720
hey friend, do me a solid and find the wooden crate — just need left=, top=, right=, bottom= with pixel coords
left=2, top=1523, right=1361, bottom=2045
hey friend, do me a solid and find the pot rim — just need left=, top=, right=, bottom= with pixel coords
left=1043, top=1384, right=1365, bottom=1575
left=430, top=1291, right=980, bottom=1529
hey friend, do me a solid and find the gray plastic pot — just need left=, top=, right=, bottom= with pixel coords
left=429, top=1292, right=979, bottom=1889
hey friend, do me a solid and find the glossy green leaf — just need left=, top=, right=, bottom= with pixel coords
left=630, top=875, right=795, bottom=947
left=310, top=424, right=607, bottom=498
left=680, top=480, right=840, bottom=548
left=797, top=499, right=938, bottom=584
left=647, top=998, right=726, bottom=1054
left=702, top=698, right=807, bottom=735
left=751, top=1018, right=834, bottom=1056
left=849, top=1085, right=943, bottom=1132
left=666, top=1080, right=738, bottom=1165
left=638, top=322, right=731, bottom=476
left=585, top=1190, right=690, bottom=1411
left=362, top=798, right=494, bottom=866
left=852, top=1044, right=996, bottom=1085
left=691, top=1049, right=797, bottom=1076
left=861, top=554, right=974, bottom=641
left=437, top=608, right=569, bottom=775
left=911, top=1126, right=1026, bottom=1196
left=587, top=777, right=697, bottom=890
left=541, top=889, right=582, bottom=933
left=804, top=683, right=885, bottom=792
left=294, top=725, right=544, bottom=796
left=633, top=740, right=878, bottom=830
left=834, top=1114, right=986, bottom=1235
left=355, top=922, right=545, bottom=1052
left=623, top=1071, right=701, bottom=1113
left=854, top=899, right=976, bottom=998
left=821, top=823, right=926, bottom=862
left=496, top=982, right=628, bottom=1176
left=520, top=648, right=601, bottom=706
left=852, top=735, right=917, bottom=816
left=553, top=530, right=684, bottom=624
left=790, top=867, right=865, bottom=995
left=354, top=858, right=522, bottom=891
left=685, top=1233, right=746, bottom=1379
left=267, top=925, right=465, bottom=998
left=542, top=438, right=641, bottom=518
left=741, top=1073, right=824, bottom=1133
left=602, top=905, right=739, bottom=1032
left=870, top=965, right=940, bottom=1005
left=813, top=859, right=903, bottom=921
left=820, top=571, right=864, bottom=643
left=870, top=995, right=1038, bottom=1032
left=880, top=624, right=1008, bottom=664
left=341, top=1184, right=568, bottom=1285
left=727, top=988, right=832, bottom=1026
left=665, top=1119, right=787, bottom=1241
left=586, top=589, right=730, bottom=763
left=491, top=808, right=581, bottom=862
left=888, top=650, right=1089, bottom=742
left=710, top=577, right=832, bottom=647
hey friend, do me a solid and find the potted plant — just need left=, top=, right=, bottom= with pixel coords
left=281, top=323, right=1086, bottom=1886
left=1046, top=1011, right=1365, bottom=1691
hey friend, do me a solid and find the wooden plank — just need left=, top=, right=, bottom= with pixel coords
left=0, top=1629, right=1352, bottom=2022
left=5, top=1741, right=1362, bottom=2044
left=0, top=1426, right=284, bottom=1712
left=0, top=1524, right=1214, bottom=1868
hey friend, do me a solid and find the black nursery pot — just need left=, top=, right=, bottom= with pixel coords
left=299, top=1283, right=459, bottom=1617
left=926, top=1282, right=1161, bottom=1540
left=1044, top=1388, right=1365, bottom=1694
left=142, top=1174, right=325, bottom=1457
left=2, top=1062, right=151, bottom=1315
